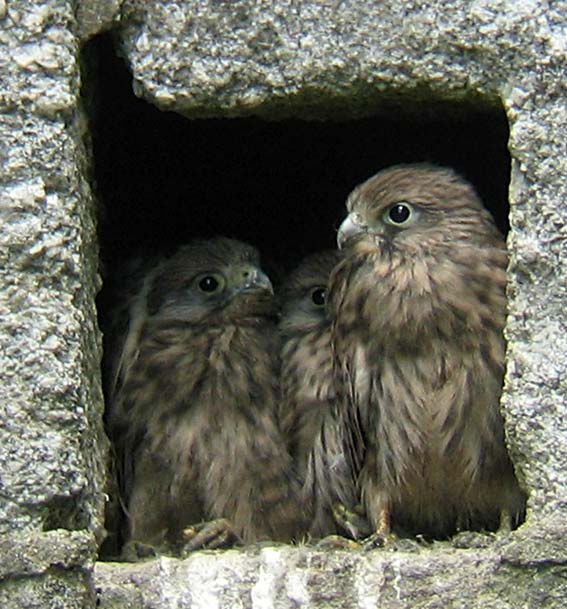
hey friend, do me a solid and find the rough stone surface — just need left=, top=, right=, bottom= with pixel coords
left=75, top=0, right=124, bottom=41
left=91, top=0, right=567, bottom=606
left=95, top=535, right=567, bottom=609
left=117, top=0, right=561, bottom=119
left=2, top=0, right=567, bottom=607
left=0, top=0, right=106, bottom=606
left=0, top=530, right=96, bottom=608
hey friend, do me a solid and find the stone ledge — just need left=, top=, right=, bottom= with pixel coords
left=0, top=530, right=97, bottom=609
left=0, top=529, right=97, bottom=580
left=94, top=523, right=567, bottom=609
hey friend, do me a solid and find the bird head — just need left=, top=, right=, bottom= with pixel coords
left=146, top=238, right=276, bottom=324
left=278, top=250, right=342, bottom=333
left=337, top=164, right=500, bottom=256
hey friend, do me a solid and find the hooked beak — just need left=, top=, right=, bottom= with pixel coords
left=337, top=213, right=366, bottom=249
left=236, top=266, right=274, bottom=295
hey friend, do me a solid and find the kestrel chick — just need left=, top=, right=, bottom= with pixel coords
left=109, top=237, right=304, bottom=554
left=278, top=251, right=357, bottom=536
left=279, top=250, right=342, bottom=474
left=330, top=163, right=526, bottom=540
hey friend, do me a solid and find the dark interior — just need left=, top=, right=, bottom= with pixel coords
left=87, top=34, right=511, bottom=283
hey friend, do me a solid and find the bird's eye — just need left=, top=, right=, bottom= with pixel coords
left=384, top=202, right=413, bottom=226
left=311, top=287, right=327, bottom=307
left=197, top=274, right=224, bottom=294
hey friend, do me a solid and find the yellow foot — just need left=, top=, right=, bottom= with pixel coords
left=332, top=503, right=372, bottom=540
left=181, top=518, right=242, bottom=554
left=362, top=531, right=398, bottom=550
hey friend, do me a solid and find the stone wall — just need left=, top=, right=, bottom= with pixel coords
left=1, top=1, right=106, bottom=607
left=1, top=0, right=566, bottom=607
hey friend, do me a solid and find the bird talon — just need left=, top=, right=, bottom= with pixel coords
left=332, top=503, right=372, bottom=540
left=362, top=531, right=397, bottom=550
left=181, top=518, right=242, bottom=554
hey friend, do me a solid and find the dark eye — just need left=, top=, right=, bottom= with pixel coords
left=311, top=287, right=327, bottom=307
left=384, top=202, right=413, bottom=226
left=198, top=275, right=221, bottom=293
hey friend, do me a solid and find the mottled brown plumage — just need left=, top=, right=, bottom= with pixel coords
left=330, top=164, right=526, bottom=539
left=102, top=255, right=158, bottom=407
left=279, top=251, right=341, bottom=473
left=278, top=251, right=356, bottom=536
left=99, top=254, right=159, bottom=558
left=108, top=237, right=305, bottom=553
